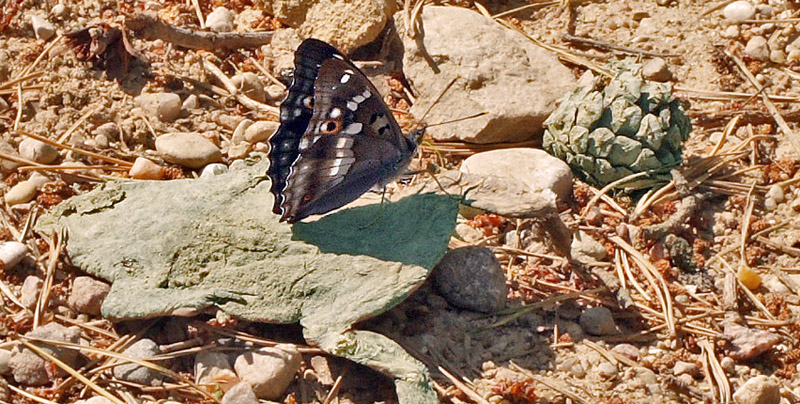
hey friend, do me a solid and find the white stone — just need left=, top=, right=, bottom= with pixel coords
left=206, top=7, right=235, bottom=32
left=769, top=49, right=786, bottom=64
left=0, top=241, right=29, bottom=270
left=5, top=180, right=39, bottom=205
left=596, top=361, right=618, bottom=378
left=233, top=344, right=301, bottom=400
left=156, top=133, right=222, bottom=169
left=721, top=25, right=740, bottom=39
left=766, top=184, right=784, bottom=203
left=200, top=163, right=229, bottom=178
left=732, top=375, right=780, bottom=404
left=134, top=93, right=182, bottom=122
left=232, top=119, right=254, bottom=144
left=51, top=4, right=69, bottom=19
left=723, top=1, right=756, bottom=23
left=745, top=36, right=770, bottom=61
left=182, top=94, right=199, bottom=111
left=31, top=15, right=55, bottom=40
left=244, top=121, right=279, bottom=143
left=673, top=360, right=700, bottom=376
left=460, top=148, right=572, bottom=203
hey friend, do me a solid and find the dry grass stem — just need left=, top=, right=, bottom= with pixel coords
left=700, top=340, right=731, bottom=404
left=201, top=58, right=279, bottom=116
left=437, top=366, right=491, bottom=404
left=510, top=362, right=590, bottom=404
left=16, top=129, right=132, bottom=167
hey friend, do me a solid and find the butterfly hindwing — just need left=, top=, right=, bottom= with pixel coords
left=268, top=39, right=417, bottom=223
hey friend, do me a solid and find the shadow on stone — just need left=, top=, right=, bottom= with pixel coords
left=292, top=193, right=458, bottom=269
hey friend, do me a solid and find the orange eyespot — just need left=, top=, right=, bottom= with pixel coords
left=321, top=119, right=341, bottom=134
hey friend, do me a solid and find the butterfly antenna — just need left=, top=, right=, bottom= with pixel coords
left=417, top=76, right=458, bottom=123
left=425, top=111, right=488, bottom=128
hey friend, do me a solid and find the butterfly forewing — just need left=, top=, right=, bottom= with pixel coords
left=268, top=39, right=417, bottom=223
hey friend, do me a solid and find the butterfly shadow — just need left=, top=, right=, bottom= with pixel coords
left=291, top=193, right=460, bottom=269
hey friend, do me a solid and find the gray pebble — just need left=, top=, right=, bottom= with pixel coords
left=222, top=381, right=259, bottom=404
left=10, top=323, right=81, bottom=385
left=135, top=93, right=182, bottom=122
left=113, top=339, right=165, bottom=385
left=19, top=138, right=59, bottom=164
left=579, top=306, right=618, bottom=336
left=20, top=276, right=43, bottom=309
left=0, top=349, right=11, bottom=375
left=155, top=133, right=222, bottom=169
left=433, top=246, right=507, bottom=313
left=68, top=276, right=110, bottom=315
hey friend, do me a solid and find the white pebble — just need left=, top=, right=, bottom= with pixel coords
left=744, top=36, right=769, bottom=61
left=30, top=15, right=54, bottom=40
left=19, top=138, right=58, bottom=164
left=156, top=133, right=222, bottom=169
left=4, top=180, right=39, bottom=205
left=51, top=4, right=68, bottom=19
left=134, top=93, right=182, bottom=122
left=206, top=7, right=234, bottom=32
left=721, top=25, right=740, bottom=39
left=233, top=344, right=301, bottom=400
left=244, top=121, right=279, bottom=143
left=0, top=241, right=29, bottom=270
left=723, top=1, right=756, bottom=23
left=20, top=276, right=42, bottom=309
left=200, top=163, right=228, bottom=178
left=766, top=184, right=784, bottom=203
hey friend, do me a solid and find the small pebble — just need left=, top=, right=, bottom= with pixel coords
left=611, top=343, right=640, bottom=361
left=20, top=276, right=42, bottom=309
left=51, top=4, right=69, bottom=19
left=94, top=134, right=110, bottom=149
left=0, top=241, right=29, bottom=270
left=233, top=344, right=301, bottom=400
left=720, top=356, right=736, bottom=373
left=732, top=375, right=780, bottom=404
left=135, top=93, right=182, bottom=122
left=244, top=121, right=279, bottom=143
left=721, top=25, right=740, bottom=39
left=770, top=49, right=786, bottom=64
left=756, top=4, right=774, bottom=18
left=723, top=1, right=756, bottom=23
left=0, top=97, right=7, bottom=110
left=744, top=36, right=769, bottom=61
left=579, top=306, right=618, bottom=336
left=265, top=84, right=286, bottom=102
left=433, top=246, right=507, bottom=313
left=222, top=381, right=259, bottom=404
left=642, top=57, right=672, bottom=82
left=113, top=339, right=164, bottom=385
left=195, top=351, right=238, bottom=392
left=0, top=349, right=11, bottom=375
left=129, top=157, right=164, bottom=180
left=454, top=223, right=483, bottom=243
left=596, top=362, right=618, bottom=378
left=766, top=185, right=784, bottom=203
left=155, top=133, right=223, bottom=169
left=227, top=142, right=251, bottom=160
left=5, top=180, right=39, bottom=205
left=656, top=0, right=670, bottom=5
left=764, top=197, right=777, bottom=211
left=10, top=323, right=81, bottom=385
left=182, top=94, right=199, bottom=111
left=68, top=276, right=110, bottom=316
left=231, top=73, right=266, bottom=103
left=19, top=138, right=59, bottom=164
left=0, top=378, right=8, bottom=402
left=200, top=163, right=229, bottom=178
left=31, top=15, right=55, bottom=40
left=724, top=322, right=780, bottom=360
left=673, top=360, right=700, bottom=377
left=232, top=119, right=253, bottom=144
left=252, top=142, right=269, bottom=153
left=737, top=266, right=761, bottom=289
left=570, top=363, right=586, bottom=378
left=206, top=7, right=234, bottom=32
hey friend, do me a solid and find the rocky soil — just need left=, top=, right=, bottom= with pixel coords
left=1, top=0, right=800, bottom=404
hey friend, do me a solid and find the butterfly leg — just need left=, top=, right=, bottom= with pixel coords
left=358, top=185, right=388, bottom=229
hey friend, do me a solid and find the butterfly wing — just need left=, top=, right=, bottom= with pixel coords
left=270, top=42, right=416, bottom=223
left=268, top=39, right=341, bottom=215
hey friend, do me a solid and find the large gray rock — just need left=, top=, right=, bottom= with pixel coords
left=112, top=339, right=164, bottom=385
left=433, top=246, right=506, bottom=313
left=37, top=155, right=459, bottom=404
left=397, top=6, right=575, bottom=144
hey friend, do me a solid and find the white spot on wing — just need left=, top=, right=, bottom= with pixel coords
left=340, top=74, right=350, bottom=84
left=362, top=89, right=371, bottom=98
left=344, top=69, right=355, bottom=74
left=346, top=101, right=358, bottom=111
left=336, top=137, right=353, bottom=149
left=329, top=108, right=342, bottom=119
left=343, top=123, right=362, bottom=135
left=352, top=94, right=365, bottom=103
left=293, top=108, right=303, bottom=117
left=328, top=157, right=356, bottom=176
left=332, top=54, right=344, bottom=60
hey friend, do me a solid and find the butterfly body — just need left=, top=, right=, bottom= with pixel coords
left=268, top=39, right=416, bottom=223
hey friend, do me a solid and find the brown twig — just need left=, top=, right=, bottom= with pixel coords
left=126, top=12, right=273, bottom=50
left=562, top=33, right=681, bottom=58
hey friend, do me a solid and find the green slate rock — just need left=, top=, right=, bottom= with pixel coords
left=37, top=155, right=459, bottom=404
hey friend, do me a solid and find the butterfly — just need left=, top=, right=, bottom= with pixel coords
left=268, top=39, right=418, bottom=223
